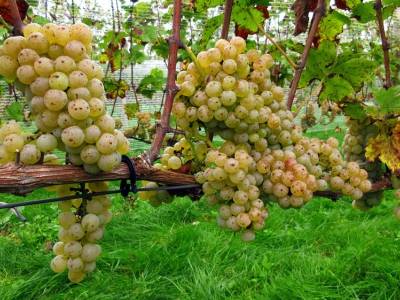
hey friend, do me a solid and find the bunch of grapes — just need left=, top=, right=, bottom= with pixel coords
left=300, top=101, right=316, bottom=132
left=124, top=112, right=157, bottom=141
left=118, top=35, right=373, bottom=242
left=341, top=117, right=382, bottom=210
left=50, top=182, right=112, bottom=283
left=0, top=22, right=130, bottom=173
left=171, top=37, right=371, bottom=241
left=137, top=181, right=174, bottom=207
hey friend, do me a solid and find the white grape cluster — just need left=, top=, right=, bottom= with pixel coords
left=0, top=22, right=130, bottom=173
left=172, top=37, right=372, bottom=241
left=341, top=117, right=382, bottom=210
left=137, top=137, right=196, bottom=206
left=172, top=37, right=316, bottom=241
left=50, top=181, right=112, bottom=283
left=137, top=181, right=174, bottom=207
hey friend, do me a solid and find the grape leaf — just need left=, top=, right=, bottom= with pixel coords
left=298, top=40, right=336, bottom=87
left=332, top=58, right=375, bottom=91
left=232, top=5, right=264, bottom=33
left=0, top=27, right=7, bottom=38
left=298, top=68, right=320, bottom=88
left=124, top=103, right=138, bottom=119
left=201, top=14, right=224, bottom=47
left=319, top=76, right=354, bottom=102
left=366, top=122, right=400, bottom=176
left=335, top=0, right=362, bottom=10
left=316, top=10, right=350, bottom=42
left=344, top=103, right=367, bottom=121
left=137, top=68, right=166, bottom=99
left=31, top=15, right=51, bottom=26
left=291, top=0, right=318, bottom=36
left=136, top=25, right=157, bottom=43
left=192, top=0, right=225, bottom=12
left=0, top=0, right=29, bottom=24
left=352, top=2, right=376, bottom=23
left=370, top=86, right=400, bottom=117
left=383, top=0, right=398, bottom=4
left=151, top=44, right=169, bottom=60
left=249, top=0, right=271, bottom=5
left=308, top=40, right=337, bottom=69
left=121, top=45, right=146, bottom=66
left=7, top=102, right=23, bottom=121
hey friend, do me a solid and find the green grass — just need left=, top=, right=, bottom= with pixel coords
left=1, top=188, right=400, bottom=300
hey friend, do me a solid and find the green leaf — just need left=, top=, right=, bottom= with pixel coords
left=0, top=28, right=8, bottom=39
left=31, top=15, right=52, bottom=26
left=298, top=69, right=321, bottom=88
left=382, top=0, right=399, bottom=5
left=232, top=5, right=263, bottom=32
left=201, top=14, right=224, bottom=47
left=193, top=0, right=225, bottom=12
left=340, top=0, right=362, bottom=10
left=335, top=51, right=364, bottom=66
left=308, top=40, right=337, bottom=70
left=121, top=45, right=146, bottom=66
left=137, top=68, right=166, bottom=99
left=344, top=103, right=367, bottom=121
left=124, top=103, right=138, bottom=119
left=317, top=10, right=350, bottom=42
left=151, top=44, right=169, bottom=59
left=249, top=0, right=271, bottom=5
left=137, top=25, right=157, bottom=43
left=375, top=86, right=400, bottom=112
left=332, top=58, right=375, bottom=91
left=352, top=2, right=376, bottom=23
left=7, top=102, right=23, bottom=122
left=319, top=76, right=354, bottom=102
left=150, top=68, right=165, bottom=78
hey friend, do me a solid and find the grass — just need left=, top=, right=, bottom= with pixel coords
left=1, top=120, right=399, bottom=300
left=2, top=190, right=400, bottom=300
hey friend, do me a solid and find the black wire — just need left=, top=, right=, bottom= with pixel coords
left=0, top=184, right=202, bottom=210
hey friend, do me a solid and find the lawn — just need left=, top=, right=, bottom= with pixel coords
left=1, top=121, right=400, bottom=300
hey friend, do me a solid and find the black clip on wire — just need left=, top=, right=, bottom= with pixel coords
left=120, top=155, right=138, bottom=197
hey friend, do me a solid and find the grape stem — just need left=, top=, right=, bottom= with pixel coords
left=185, top=137, right=202, bottom=166
left=0, top=16, right=12, bottom=33
left=183, top=44, right=207, bottom=80
left=293, top=80, right=323, bottom=118
left=191, top=132, right=217, bottom=150
left=246, top=8, right=298, bottom=69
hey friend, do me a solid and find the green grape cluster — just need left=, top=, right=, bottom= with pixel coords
left=137, top=181, right=174, bottom=207
left=0, top=22, right=130, bottom=173
left=50, top=182, right=112, bottom=283
left=124, top=111, right=156, bottom=141
left=300, top=101, right=316, bottom=132
left=171, top=37, right=371, bottom=242
left=341, top=117, right=382, bottom=210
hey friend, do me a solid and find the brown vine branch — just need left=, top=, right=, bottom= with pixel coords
left=146, top=0, right=182, bottom=163
left=9, top=0, right=24, bottom=36
left=0, top=155, right=197, bottom=196
left=221, top=0, right=233, bottom=40
left=287, top=0, right=325, bottom=110
left=373, top=0, right=391, bottom=89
